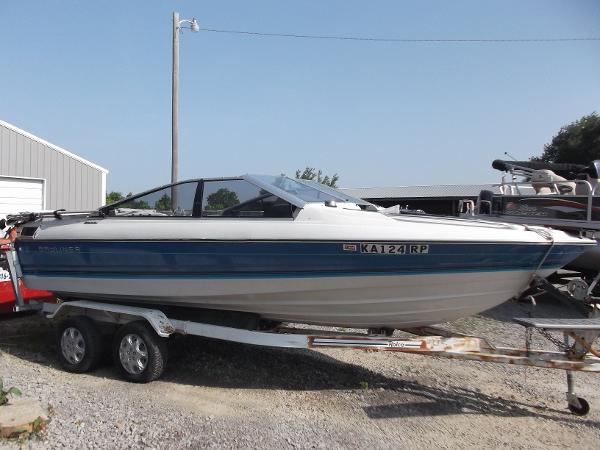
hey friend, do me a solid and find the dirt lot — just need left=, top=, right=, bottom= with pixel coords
left=1, top=298, right=599, bottom=449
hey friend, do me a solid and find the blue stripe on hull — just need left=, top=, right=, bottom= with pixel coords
left=15, top=240, right=586, bottom=277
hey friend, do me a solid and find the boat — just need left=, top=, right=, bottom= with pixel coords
left=457, top=159, right=600, bottom=302
left=464, top=160, right=600, bottom=273
left=11, top=174, right=595, bottom=328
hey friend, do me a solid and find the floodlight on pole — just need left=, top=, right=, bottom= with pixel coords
left=172, top=11, right=199, bottom=208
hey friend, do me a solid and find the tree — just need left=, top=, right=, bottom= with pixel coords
left=106, top=191, right=124, bottom=204
left=106, top=190, right=151, bottom=209
left=533, top=113, right=600, bottom=164
left=122, top=198, right=150, bottom=210
left=155, top=194, right=172, bottom=211
left=295, top=167, right=339, bottom=187
left=206, top=188, right=239, bottom=210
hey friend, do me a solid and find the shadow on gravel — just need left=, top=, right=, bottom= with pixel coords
left=2, top=313, right=600, bottom=429
left=479, top=296, right=587, bottom=324
left=0, top=311, right=58, bottom=366
left=362, top=383, right=594, bottom=428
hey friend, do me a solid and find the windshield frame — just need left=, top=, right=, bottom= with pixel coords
left=97, top=174, right=371, bottom=217
left=293, top=179, right=375, bottom=207
left=245, top=175, right=373, bottom=208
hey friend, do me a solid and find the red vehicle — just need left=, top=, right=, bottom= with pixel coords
left=0, top=244, right=55, bottom=314
left=0, top=278, right=55, bottom=314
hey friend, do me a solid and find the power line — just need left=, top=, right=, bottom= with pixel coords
left=201, top=28, right=600, bottom=44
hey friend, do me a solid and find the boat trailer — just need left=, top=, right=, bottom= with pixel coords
left=3, top=247, right=600, bottom=415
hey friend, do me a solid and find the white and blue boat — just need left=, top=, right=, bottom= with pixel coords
left=14, top=175, right=595, bottom=328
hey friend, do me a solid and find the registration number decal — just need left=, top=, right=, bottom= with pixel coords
left=360, top=243, right=429, bottom=254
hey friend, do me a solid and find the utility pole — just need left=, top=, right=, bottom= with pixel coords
left=171, top=11, right=199, bottom=210
left=172, top=11, right=180, bottom=191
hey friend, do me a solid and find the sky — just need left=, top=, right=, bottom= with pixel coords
left=1, top=1, right=599, bottom=193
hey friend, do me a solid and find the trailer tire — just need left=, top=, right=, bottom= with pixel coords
left=57, top=316, right=103, bottom=373
left=113, top=321, right=167, bottom=383
left=568, top=397, right=590, bottom=416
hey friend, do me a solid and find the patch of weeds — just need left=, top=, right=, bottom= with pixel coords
left=359, top=381, right=369, bottom=390
left=9, top=416, right=48, bottom=441
left=3, top=412, right=49, bottom=443
left=31, top=416, right=47, bottom=435
left=0, top=380, right=49, bottom=443
left=0, top=377, right=21, bottom=406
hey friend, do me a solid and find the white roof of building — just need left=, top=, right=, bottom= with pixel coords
left=0, top=119, right=108, bottom=174
left=340, top=184, right=501, bottom=199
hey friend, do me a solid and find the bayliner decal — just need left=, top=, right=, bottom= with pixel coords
left=360, top=243, right=429, bottom=255
left=36, top=245, right=81, bottom=253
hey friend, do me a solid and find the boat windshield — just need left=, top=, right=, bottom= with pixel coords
left=249, top=175, right=372, bottom=207
left=294, top=179, right=374, bottom=207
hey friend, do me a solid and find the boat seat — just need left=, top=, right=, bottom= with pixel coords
left=574, top=161, right=600, bottom=195
left=575, top=177, right=600, bottom=196
left=531, top=169, right=576, bottom=195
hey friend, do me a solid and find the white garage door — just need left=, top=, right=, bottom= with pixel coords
left=0, top=176, right=44, bottom=220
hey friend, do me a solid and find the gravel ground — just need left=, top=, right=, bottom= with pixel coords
left=1, top=298, right=600, bottom=449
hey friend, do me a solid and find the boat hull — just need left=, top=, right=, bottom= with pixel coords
left=17, top=238, right=586, bottom=327
left=464, top=214, right=600, bottom=272
left=24, top=269, right=545, bottom=328
left=567, top=241, right=600, bottom=272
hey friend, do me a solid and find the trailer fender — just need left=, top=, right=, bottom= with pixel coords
left=45, top=301, right=175, bottom=337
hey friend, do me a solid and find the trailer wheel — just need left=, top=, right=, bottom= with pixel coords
left=568, top=397, right=590, bottom=416
left=57, top=316, right=103, bottom=373
left=113, top=321, right=167, bottom=383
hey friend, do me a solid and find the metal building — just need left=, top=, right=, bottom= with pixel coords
left=341, top=184, right=501, bottom=215
left=0, top=119, right=108, bottom=218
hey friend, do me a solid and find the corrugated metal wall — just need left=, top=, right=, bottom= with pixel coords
left=0, top=123, right=104, bottom=211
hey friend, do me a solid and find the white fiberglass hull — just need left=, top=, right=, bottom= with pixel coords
left=24, top=269, right=549, bottom=328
